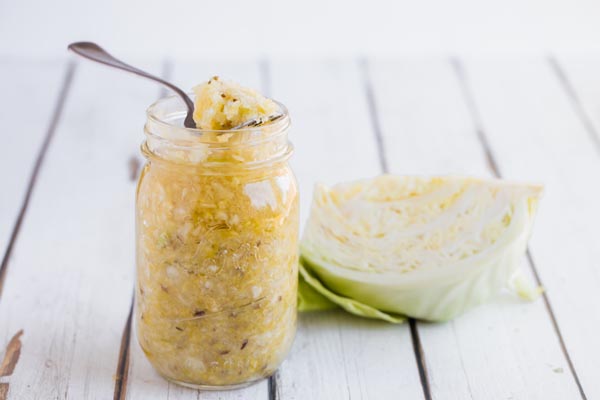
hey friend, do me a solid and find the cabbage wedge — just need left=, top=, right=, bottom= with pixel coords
left=299, top=175, right=543, bottom=322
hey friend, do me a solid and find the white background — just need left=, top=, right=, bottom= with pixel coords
left=2, top=0, right=600, bottom=57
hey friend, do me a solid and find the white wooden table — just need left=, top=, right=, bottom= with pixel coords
left=0, top=55, right=599, bottom=400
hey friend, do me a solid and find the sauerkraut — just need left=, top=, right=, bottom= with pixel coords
left=192, top=76, right=279, bottom=130
left=135, top=78, right=298, bottom=388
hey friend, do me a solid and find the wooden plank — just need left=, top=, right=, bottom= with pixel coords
left=551, top=55, right=600, bottom=154
left=124, top=58, right=270, bottom=400
left=269, top=58, right=424, bottom=399
left=457, top=55, right=599, bottom=398
left=0, top=59, right=162, bottom=399
left=0, top=58, right=68, bottom=294
left=367, top=57, right=583, bottom=400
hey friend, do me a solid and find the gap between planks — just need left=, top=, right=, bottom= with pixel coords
left=114, top=299, right=134, bottom=400
left=450, top=56, right=588, bottom=400
left=111, top=55, right=595, bottom=400
left=268, top=370, right=280, bottom=400
left=547, top=56, right=600, bottom=156
left=0, top=61, right=76, bottom=301
left=361, top=57, right=432, bottom=400
left=112, top=59, right=173, bottom=400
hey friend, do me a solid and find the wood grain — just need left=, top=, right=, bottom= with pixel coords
left=458, top=55, right=599, bottom=398
left=362, top=58, right=432, bottom=399
left=269, top=58, right=424, bottom=400
left=367, top=57, right=583, bottom=400
left=0, top=59, right=161, bottom=399
left=0, top=55, right=597, bottom=399
left=0, top=59, right=71, bottom=297
left=549, top=56, right=600, bottom=155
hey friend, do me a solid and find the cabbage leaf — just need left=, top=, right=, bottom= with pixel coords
left=299, top=175, right=543, bottom=322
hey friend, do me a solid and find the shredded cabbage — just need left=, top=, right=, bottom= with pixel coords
left=298, top=175, right=543, bottom=322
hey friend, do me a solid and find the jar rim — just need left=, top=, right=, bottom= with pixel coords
left=143, top=93, right=293, bottom=168
left=146, top=93, right=291, bottom=142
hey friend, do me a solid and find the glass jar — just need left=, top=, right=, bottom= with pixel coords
left=135, top=95, right=299, bottom=389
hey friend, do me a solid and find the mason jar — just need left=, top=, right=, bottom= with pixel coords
left=135, top=95, right=299, bottom=389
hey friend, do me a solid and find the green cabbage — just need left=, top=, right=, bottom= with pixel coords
left=298, top=175, right=543, bottom=322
